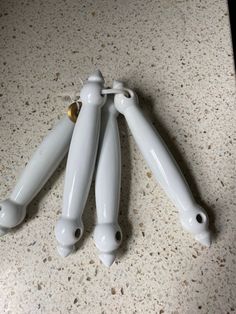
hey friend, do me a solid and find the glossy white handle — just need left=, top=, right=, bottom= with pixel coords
left=94, top=95, right=122, bottom=267
left=55, top=70, right=106, bottom=257
left=0, top=115, right=75, bottom=236
left=114, top=86, right=211, bottom=246
left=123, top=106, right=195, bottom=211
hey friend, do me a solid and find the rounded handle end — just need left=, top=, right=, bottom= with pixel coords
left=179, top=205, right=211, bottom=247
left=114, top=88, right=138, bottom=114
left=55, top=217, right=84, bottom=257
left=94, top=223, right=122, bottom=265
left=0, top=199, right=26, bottom=230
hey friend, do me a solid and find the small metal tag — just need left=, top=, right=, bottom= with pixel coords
left=67, top=101, right=82, bottom=123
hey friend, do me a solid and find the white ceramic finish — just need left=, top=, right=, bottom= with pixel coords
left=55, top=70, right=106, bottom=257
left=94, top=88, right=122, bottom=267
left=0, top=116, right=75, bottom=236
left=114, top=82, right=211, bottom=247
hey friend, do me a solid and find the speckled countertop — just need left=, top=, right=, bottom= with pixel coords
left=0, top=0, right=235, bottom=313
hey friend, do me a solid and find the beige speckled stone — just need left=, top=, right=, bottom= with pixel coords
left=0, top=0, right=235, bottom=313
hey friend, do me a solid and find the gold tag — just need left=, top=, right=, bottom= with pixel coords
left=67, top=102, right=82, bottom=123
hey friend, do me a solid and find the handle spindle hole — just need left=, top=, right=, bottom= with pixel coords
left=115, top=231, right=121, bottom=242
left=124, top=91, right=131, bottom=98
left=75, top=228, right=81, bottom=238
left=196, top=214, right=203, bottom=223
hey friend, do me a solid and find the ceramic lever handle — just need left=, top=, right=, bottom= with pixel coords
left=0, top=114, right=76, bottom=236
left=94, top=89, right=122, bottom=267
left=55, top=70, right=106, bottom=257
left=114, top=83, right=211, bottom=246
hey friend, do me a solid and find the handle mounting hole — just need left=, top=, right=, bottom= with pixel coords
left=124, top=91, right=131, bottom=98
left=115, top=231, right=121, bottom=241
left=196, top=214, right=203, bottom=223
left=75, top=228, right=81, bottom=238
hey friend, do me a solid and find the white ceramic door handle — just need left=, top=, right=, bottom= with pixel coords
left=55, top=70, right=106, bottom=257
left=0, top=114, right=76, bottom=236
left=114, top=82, right=211, bottom=246
left=94, top=90, right=122, bottom=267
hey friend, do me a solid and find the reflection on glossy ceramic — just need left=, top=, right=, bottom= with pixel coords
left=0, top=116, right=75, bottom=236
left=55, top=70, right=107, bottom=257
left=114, top=82, right=211, bottom=247
left=94, top=82, right=122, bottom=267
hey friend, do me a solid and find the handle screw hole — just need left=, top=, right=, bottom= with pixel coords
left=124, top=91, right=131, bottom=98
left=196, top=214, right=203, bottom=223
left=75, top=228, right=81, bottom=238
left=115, top=231, right=121, bottom=241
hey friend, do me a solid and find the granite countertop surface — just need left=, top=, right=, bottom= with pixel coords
left=0, top=0, right=235, bottom=313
